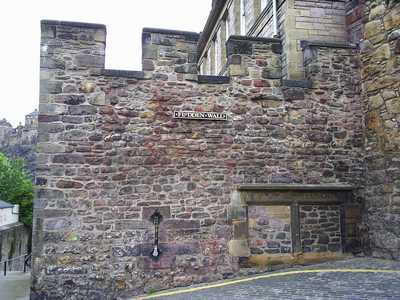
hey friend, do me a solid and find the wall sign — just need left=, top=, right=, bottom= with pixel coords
left=173, top=111, right=228, bottom=121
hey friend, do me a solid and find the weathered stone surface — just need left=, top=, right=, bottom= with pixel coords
left=33, top=19, right=368, bottom=299
left=228, top=240, right=251, bottom=257
left=74, top=54, right=104, bottom=68
left=248, top=205, right=292, bottom=254
left=88, top=92, right=106, bottom=106
left=361, top=0, right=400, bottom=262
left=369, top=94, right=384, bottom=109
left=300, top=205, right=342, bottom=253
left=386, top=98, right=400, bottom=114
left=364, top=20, right=384, bottom=42
left=62, top=94, right=86, bottom=105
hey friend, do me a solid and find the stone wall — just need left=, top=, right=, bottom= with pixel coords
left=248, top=205, right=292, bottom=254
left=32, top=19, right=364, bottom=298
left=300, top=205, right=342, bottom=252
left=361, top=0, right=400, bottom=259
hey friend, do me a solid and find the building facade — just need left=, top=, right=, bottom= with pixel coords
left=0, top=110, right=38, bottom=177
left=32, top=0, right=400, bottom=298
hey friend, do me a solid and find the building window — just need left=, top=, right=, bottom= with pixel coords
left=214, top=38, right=219, bottom=75
left=225, top=16, right=230, bottom=41
left=240, top=0, right=246, bottom=35
left=261, top=0, right=268, bottom=11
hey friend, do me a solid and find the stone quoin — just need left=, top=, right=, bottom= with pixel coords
left=32, top=0, right=400, bottom=299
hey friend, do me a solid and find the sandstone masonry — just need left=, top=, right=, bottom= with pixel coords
left=32, top=0, right=400, bottom=298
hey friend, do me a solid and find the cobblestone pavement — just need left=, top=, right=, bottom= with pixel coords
left=140, top=258, right=400, bottom=300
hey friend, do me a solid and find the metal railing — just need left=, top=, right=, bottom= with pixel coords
left=0, top=253, right=31, bottom=276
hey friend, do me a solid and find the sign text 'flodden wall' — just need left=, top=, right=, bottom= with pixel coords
left=173, top=111, right=228, bottom=121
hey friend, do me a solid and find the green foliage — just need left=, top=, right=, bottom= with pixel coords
left=0, top=152, right=33, bottom=226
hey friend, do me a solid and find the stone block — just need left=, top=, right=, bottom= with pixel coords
left=371, top=44, right=391, bottom=62
left=39, top=123, right=64, bottom=133
left=383, top=8, right=400, bottom=31
left=142, top=59, right=155, bottom=71
left=41, top=57, right=65, bottom=70
left=62, top=94, right=86, bottom=105
left=88, top=92, right=106, bottom=106
left=369, top=94, right=384, bottom=109
left=74, top=54, right=104, bottom=68
left=140, top=255, right=176, bottom=271
left=37, top=189, right=64, bottom=200
left=94, top=29, right=106, bottom=43
left=164, top=219, right=200, bottom=230
left=262, top=68, right=282, bottom=79
left=388, top=30, right=400, bottom=41
left=80, top=81, right=96, bottom=93
left=39, top=209, right=72, bottom=218
left=56, top=180, right=83, bottom=189
left=228, top=55, right=242, bottom=65
left=283, top=88, right=305, bottom=101
left=142, top=45, right=159, bottom=59
left=39, top=103, right=67, bottom=115
left=37, top=143, right=65, bottom=153
left=364, top=20, right=383, bottom=39
left=174, top=63, right=197, bottom=74
left=68, top=105, right=97, bottom=115
left=228, top=239, right=250, bottom=257
left=395, top=39, right=400, bottom=55
left=52, top=154, right=85, bottom=164
left=226, top=39, right=253, bottom=56
left=367, top=76, right=398, bottom=92
left=42, top=80, right=63, bottom=94
left=229, top=64, right=248, bottom=77
left=114, top=220, right=151, bottom=231
left=386, top=98, right=400, bottom=114
left=369, top=4, right=385, bottom=20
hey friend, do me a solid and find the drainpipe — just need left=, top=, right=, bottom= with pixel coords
left=272, top=0, right=278, bottom=37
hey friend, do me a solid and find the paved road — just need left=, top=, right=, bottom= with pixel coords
left=141, top=258, right=400, bottom=300
left=0, top=272, right=30, bottom=300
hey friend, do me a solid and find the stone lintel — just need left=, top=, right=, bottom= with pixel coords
left=198, top=75, right=230, bottom=84
left=237, top=184, right=354, bottom=191
left=300, top=40, right=358, bottom=50
left=226, top=35, right=282, bottom=56
left=142, top=27, right=200, bottom=41
left=101, top=69, right=145, bottom=79
left=282, top=79, right=313, bottom=89
left=41, top=19, right=106, bottom=30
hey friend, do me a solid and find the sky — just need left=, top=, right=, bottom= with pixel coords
left=0, top=0, right=212, bottom=127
